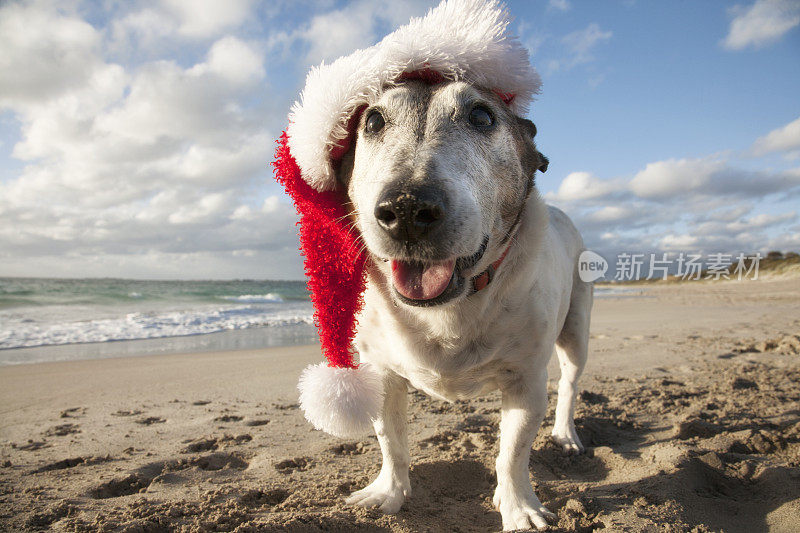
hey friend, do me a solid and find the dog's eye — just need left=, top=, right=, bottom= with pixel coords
left=365, top=111, right=385, bottom=134
left=468, top=105, right=494, bottom=128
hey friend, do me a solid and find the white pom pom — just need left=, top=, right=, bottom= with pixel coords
left=298, top=362, right=383, bottom=438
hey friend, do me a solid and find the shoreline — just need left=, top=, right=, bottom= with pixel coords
left=0, top=324, right=319, bottom=367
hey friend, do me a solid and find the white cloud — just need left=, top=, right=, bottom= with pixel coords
left=751, top=115, right=800, bottom=156
left=550, top=23, right=612, bottom=71
left=659, top=234, right=700, bottom=250
left=548, top=150, right=800, bottom=258
left=698, top=204, right=753, bottom=223
left=109, top=0, right=255, bottom=52
left=730, top=211, right=796, bottom=231
left=516, top=20, right=546, bottom=60
left=547, top=171, right=619, bottom=202
left=629, top=157, right=724, bottom=199
left=196, top=37, right=266, bottom=84
left=629, top=156, right=800, bottom=200
left=585, top=206, right=636, bottom=223
left=723, top=0, right=800, bottom=50
left=0, top=2, right=104, bottom=107
left=299, top=6, right=380, bottom=64
left=110, top=7, right=176, bottom=51
left=0, top=2, right=297, bottom=279
left=0, top=249, right=304, bottom=281
left=162, top=0, right=254, bottom=38
left=548, top=0, right=571, bottom=11
left=274, top=0, right=432, bottom=66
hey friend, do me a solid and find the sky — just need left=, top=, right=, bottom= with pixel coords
left=0, top=0, right=799, bottom=280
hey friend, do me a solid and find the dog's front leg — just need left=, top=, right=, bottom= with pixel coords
left=493, top=369, right=555, bottom=531
left=346, top=371, right=410, bottom=513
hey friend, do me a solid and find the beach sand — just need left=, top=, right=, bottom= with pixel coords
left=1, top=278, right=799, bottom=532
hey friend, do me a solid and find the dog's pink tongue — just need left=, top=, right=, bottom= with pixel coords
left=391, top=259, right=455, bottom=300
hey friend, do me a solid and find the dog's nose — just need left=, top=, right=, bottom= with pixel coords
left=374, top=186, right=445, bottom=242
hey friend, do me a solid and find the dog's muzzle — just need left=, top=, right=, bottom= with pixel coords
left=373, top=184, right=488, bottom=306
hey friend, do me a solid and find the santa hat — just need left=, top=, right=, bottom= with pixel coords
left=272, top=0, right=541, bottom=438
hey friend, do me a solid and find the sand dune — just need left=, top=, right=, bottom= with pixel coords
left=1, top=278, right=798, bottom=532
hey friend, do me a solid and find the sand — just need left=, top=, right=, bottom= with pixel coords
left=1, top=278, right=799, bottom=532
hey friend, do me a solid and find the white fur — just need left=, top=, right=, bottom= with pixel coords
left=287, top=0, right=540, bottom=191
left=297, top=362, right=384, bottom=438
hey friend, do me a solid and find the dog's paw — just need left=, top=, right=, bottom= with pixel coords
left=345, top=474, right=410, bottom=514
left=493, top=483, right=555, bottom=531
left=551, top=424, right=585, bottom=455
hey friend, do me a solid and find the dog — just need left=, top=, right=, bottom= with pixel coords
left=334, top=78, right=593, bottom=531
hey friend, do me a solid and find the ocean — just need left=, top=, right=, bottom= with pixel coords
left=0, top=278, right=640, bottom=366
left=0, top=278, right=317, bottom=365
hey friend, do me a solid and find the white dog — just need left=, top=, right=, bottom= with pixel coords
left=280, top=1, right=593, bottom=530
left=337, top=79, right=593, bottom=531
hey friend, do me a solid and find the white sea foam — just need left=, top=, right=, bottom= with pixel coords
left=0, top=303, right=314, bottom=350
left=221, top=293, right=285, bottom=303
left=594, top=286, right=645, bottom=297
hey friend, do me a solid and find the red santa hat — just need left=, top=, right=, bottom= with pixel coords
left=272, top=0, right=541, bottom=438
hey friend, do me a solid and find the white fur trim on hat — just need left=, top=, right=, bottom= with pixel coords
left=298, top=362, right=384, bottom=438
left=287, top=0, right=541, bottom=192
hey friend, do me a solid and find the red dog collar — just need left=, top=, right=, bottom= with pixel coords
left=471, top=244, right=512, bottom=292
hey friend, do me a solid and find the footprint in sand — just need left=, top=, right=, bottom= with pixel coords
left=180, top=434, right=253, bottom=453
left=420, top=430, right=459, bottom=449
left=731, top=377, right=758, bottom=390
left=88, top=453, right=250, bottom=499
left=59, top=407, right=86, bottom=418
left=14, top=440, right=51, bottom=451
left=111, top=409, right=143, bottom=417
left=135, top=416, right=166, bottom=425
left=89, top=472, right=152, bottom=498
left=675, top=419, right=724, bottom=440
left=329, top=442, right=368, bottom=455
left=44, top=423, right=81, bottom=437
left=181, top=437, right=219, bottom=453
left=23, top=501, right=77, bottom=529
left=238, top=488, right=290, bottom=507
left=456, top=414, right=496, bottom=434
left=274, top=457, right=313, bottom=473
left=33, top=455, right=112, bottom=473
left=191, top=452, right=249, bottom=471
left=214, top=415, right=243, bottom=423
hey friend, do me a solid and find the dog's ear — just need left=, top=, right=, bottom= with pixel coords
left=334, top=141, right=356, bottom=189
left=517, top=117, right=537, bottom=138
left=538, top=153, right=549, bottom=173
left=515, top=117, right=549, bottom=175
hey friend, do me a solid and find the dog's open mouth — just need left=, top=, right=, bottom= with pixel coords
left=391, top=259, right=455, bottom=301
left=389, top=236, right=488, bottom=307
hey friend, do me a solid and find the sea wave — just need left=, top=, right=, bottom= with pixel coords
left=221, top=293, right=285, bottom=303
left=594, top=286, right=645, bottom=297
left=0, top=305, right=314, bottom=350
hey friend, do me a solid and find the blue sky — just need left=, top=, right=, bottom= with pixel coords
left=0, top=0, right=799, bottom=279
